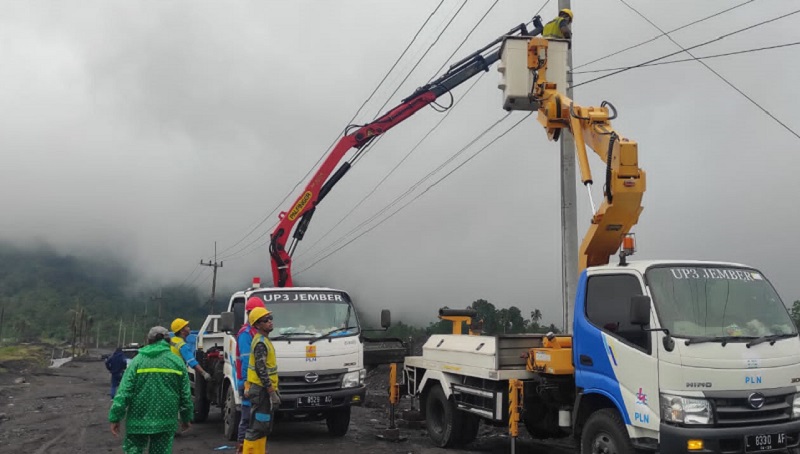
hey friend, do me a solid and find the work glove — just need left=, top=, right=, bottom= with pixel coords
left=202, top=372, right=212, bottom=381
left=269, top=390, right=282, bottom=407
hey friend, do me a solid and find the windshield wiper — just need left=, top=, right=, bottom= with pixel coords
left=309, top=326, right=358, bottom=345
left=746, top=333, right=797, bottom=348
left=684, top=335, right=755, bottom=346
left=271, top=332, right=316, bottom=341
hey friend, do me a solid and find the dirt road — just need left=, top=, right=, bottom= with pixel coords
left=0, top=355, right=575, bottom=454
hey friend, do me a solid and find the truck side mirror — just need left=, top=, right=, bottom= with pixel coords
left=380, top=309, right=391, bottom=329
left=629, top=295, right=651, bottom=326
left=220, top=312, right=234, bottom=332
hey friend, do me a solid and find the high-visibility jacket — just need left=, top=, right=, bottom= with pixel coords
left=247, top=334, right=278, bottom=390
left=170, top=336, right=198, bottom=368
left=543, top=16, right=568, bottom=38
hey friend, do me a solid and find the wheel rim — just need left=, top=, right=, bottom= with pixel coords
left=223, top=389, right=234, bottom=432
left=591, top=431, right=618, bottom=454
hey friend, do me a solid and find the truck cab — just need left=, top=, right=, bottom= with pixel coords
left=227, top=286, right=366, bottom=436
left=190, top=283, right=394, bottom=440
left=574, top=260, right=800, bottom=453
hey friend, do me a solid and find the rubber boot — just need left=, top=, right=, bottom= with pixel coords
left=242, top=437, right=266, bottom=454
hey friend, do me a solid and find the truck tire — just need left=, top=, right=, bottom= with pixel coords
left=457, top=412, right=480, bottom=445
left=325, top=406, right=351, bottom=437
left=223, top=385, right=241, bottom=441
left=193, top=374, right=210, bottom=423
left=580, top=408, right=634, bottom=454
left=425, top=385, right=462, bottom=448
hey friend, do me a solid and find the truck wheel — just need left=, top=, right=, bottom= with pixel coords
left=193, top=374, right=210, bottom=423
left=457, top=412, right=480, bottom=445
left=223, top=386, right=241, bottom=441
left=325, top=406, right=351, bottom=437
left=580, top=409, right=634, bottom=454
left=425, top=385, right=462, bottom=448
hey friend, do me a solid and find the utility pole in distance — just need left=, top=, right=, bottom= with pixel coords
left=200, top=241, right=223, bottom=315
left=151, top=289, right=163, bottom=326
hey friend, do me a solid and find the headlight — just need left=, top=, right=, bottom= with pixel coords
left=342, top=369, right=364, bottom=388
left=792, top=394, right=800, bottom=418
left=660, top=393, right=713, bottom=424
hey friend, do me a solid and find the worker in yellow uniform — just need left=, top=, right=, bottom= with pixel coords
left=542, top=8, right=573, bottom=39
left=170, top=318, right=212, bottom=382
left=243, top=307, right=280, bottom=454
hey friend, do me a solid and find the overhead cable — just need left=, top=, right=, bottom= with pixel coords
left=618, top=0, right=799, bottom=140
left=574, top=0, right=759, bottom=70
left=570, top=8, right=800, bottom=90
left=295, top=73, right=488, bottom=263
left=571, top=41, right=800, bottom=74
left=295, top=112, right=532, bottom=276
left=215, top=1, right=447, bottom=261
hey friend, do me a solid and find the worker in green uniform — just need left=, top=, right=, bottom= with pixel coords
left=109, top=326, right=193, bottom=454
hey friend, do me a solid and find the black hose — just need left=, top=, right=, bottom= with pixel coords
left=605, top=132, right=618, bottom=203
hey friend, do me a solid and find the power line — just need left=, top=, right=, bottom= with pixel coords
left=295, top=72, right=488, bottom=263
left=428, top=0, right=502, bottom=80
left=371, top=0, right=470, bottom=120
left=574, top=0, right=759, bottom=70
left=300, top=104, right=511, bottom=267
left=571, top=41, right=800, bottom=74
left=222, top=2, right=484, bottom=263
left=618, top=0, right=800, bottom=140
left=570, top=8, right=800, bottom=90
left=215, top=1, right=447, bottom=261
left=295, top=112, right=532, bottom=276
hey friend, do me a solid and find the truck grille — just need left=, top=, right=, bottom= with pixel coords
left=278, top=369, right=345, bottom=395
left=709, top=390, right=793, bottom=427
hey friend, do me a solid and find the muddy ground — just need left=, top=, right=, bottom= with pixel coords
left=0, top=352, right=575, bottom=454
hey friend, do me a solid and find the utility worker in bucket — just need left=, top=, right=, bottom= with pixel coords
left=543, top=9, right=573, bottom=39
left=234, top=296, right=266, bottom=454
left=242, top=306, right=280, bottom=454
left=170, top=318, right=212, bottom=382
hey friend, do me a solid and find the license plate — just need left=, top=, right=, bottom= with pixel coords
left=296, top=395, right=333, bottom=408
left=745, top=432, right=787, bottom=452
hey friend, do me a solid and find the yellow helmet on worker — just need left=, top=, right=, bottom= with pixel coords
left=171, top=318, right=189, bottom=333
left=560, top=8, right=573, bottom=20
left=248, top=306, right=272, bottom=327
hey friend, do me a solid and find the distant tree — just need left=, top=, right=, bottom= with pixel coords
left=791, top=300, right=800, bottom=328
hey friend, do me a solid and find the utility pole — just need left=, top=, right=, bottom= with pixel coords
left=117, top=319, right=123, bottom=348
left=559, top=0, right=578, bottom=334
left=0, top=300, right=5, bottom=343
left=200, top=241, right=223, bottom=315
left=151, top=290, right=163, bottom=326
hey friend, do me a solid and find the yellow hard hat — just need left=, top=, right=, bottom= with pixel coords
left=560, top=8, right=573, bottom=20
left=171, top=318, right=189, bottom=333
left=248, top=306, right=272, bottom=327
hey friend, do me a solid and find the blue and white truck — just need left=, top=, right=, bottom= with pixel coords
left=404, top=259, right=800, bottom=453
left=399, top=36, right=800, bottom=453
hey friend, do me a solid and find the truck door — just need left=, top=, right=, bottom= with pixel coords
left=574, top=271, right=659, bottom=436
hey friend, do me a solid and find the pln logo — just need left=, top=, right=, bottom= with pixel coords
left=635, top=388, right=648, bottom=405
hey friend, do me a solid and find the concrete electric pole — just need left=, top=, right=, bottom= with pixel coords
left=558, top=0, right=578, bottom=334
left=200, top=241, right=223, bottom=314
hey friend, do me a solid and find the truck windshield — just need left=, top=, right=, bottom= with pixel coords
left=254, top=290, right=359, bottom=340
left=646, top=266, right=796, bottom=340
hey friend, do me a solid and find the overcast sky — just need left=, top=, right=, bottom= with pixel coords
left=1, top=0, right=798, bottom=327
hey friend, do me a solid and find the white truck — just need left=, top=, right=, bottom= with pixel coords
left=399, top=35, right=800, bottom=453
left=189, top=279, right=400, bottom=440
left=404, top=259, right=800, bottom=453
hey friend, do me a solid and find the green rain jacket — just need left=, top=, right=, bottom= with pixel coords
left=108, top=340, right=193, bottom=433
